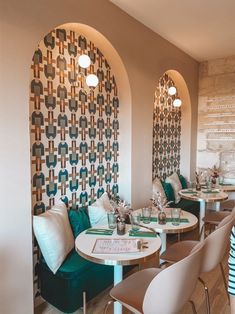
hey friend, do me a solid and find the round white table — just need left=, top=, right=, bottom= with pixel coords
left=218, top=184, right=235, bottom=193
left=136, top=207, right=198, bottom=254
left=75, top=225, right=161, bottom=314
left=179, top=189, right=228, bottom=239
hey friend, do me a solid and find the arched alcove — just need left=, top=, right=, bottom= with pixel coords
left=152, top=70, right=192, bottom=181
left=29, top=22, right=131, bottom=301
left=166, top=70, right=192, bottom=179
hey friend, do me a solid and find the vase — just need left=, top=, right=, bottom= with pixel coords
left=195, top=183, right=201, bottom=191
left=211, top=177, right=216, bottom=187
left=158, top=210, right=166, bottom=225
left=117, top=217, right=126, bottom=235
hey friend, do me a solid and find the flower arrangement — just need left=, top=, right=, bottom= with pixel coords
left=209, top=165, right=221, bottom=178
left=109, top=194, right=132, bottom=223
left=208, top=165, right=222, bottom=185
left=151, top=192, right=172, bottom=211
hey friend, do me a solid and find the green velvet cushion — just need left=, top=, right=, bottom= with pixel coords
left=68, top=207, right=91, bottom=238
left=162, top=181, right=175, bottom=202
left=39, top=249, right=133, bottom=313
left=39, top=250, right=114, bottom=313
left=57, top=250, right=94, bottom=278
left=179, top=174, right=188, bottom=189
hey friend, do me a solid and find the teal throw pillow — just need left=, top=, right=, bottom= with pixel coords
left=162, top=181, right=175, bottom=203
left=179, top=175, right=188, bottom=189
left=68, top=207, right=91, bottom=238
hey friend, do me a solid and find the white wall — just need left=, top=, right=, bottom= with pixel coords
left=0, top=1, right=198, bottom=313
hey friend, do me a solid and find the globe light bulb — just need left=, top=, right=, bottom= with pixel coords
left=86, top=74, right=99, bottom=88
left=78, top=54, right=91, bottom=68
left=168, top=86, right=177, bottom=96
left=173, top=98, right=182, bottom=107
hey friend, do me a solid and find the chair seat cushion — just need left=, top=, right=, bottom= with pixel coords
left=55, top=250, right=94, bottom=278
left=160, top=240, right=198, bottom=263
left=110, top=268, right=161, bottom=314
left=203, top=210, right=230, bottom=225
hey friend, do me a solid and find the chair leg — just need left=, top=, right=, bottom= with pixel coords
left=199, top=224, right=205, bottom=241
left=189, top=300, right=197, bottom=314
left=198, top=277, right=210, bottom=314
left=103, top=299, right=114, bottom=314
left=219, top=262, right=230, bottom=303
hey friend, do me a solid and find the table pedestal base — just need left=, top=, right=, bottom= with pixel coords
left=114, top=265, right=123, bottom=314
left=200, top=201, right=206, bottom=240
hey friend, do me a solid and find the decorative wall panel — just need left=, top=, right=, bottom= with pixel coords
left=152, top=74, right=181, bottom=180
left=30, top=28, right=119, bottom=297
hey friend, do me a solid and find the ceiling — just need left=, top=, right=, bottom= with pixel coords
left=111, top=0, right=235, bottom=62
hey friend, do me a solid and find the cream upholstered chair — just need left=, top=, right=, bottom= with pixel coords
left=104, top=242, right=204, bottom=314
left=160, top=214, right=234, bottom=314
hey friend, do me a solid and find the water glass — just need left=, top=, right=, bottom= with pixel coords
left=142, top=207, right=152, bottom=224
left=171, top=208, right=181, bottom=226
left=107, top=212, right=117, bottom=229
left=131, top=212, right=141, bottom=231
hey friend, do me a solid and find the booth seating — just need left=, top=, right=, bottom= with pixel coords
left=153, top=173, right=200, bottom=219
left=37, top=207, right=132, bottom=313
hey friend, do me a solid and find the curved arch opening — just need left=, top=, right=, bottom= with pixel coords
left=29, top=22, right=132, bottom=302
left=153, top=70, right=192, bottom=181
left=166, top=70, right=192, bottom=179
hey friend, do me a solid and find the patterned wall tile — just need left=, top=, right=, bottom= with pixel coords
left=30, top=28, right=119, bottom=297
left=152, top=74, right=181, bottom=180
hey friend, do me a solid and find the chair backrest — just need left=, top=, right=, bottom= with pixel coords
left=201, top=213, right=234, bottom=273
left=143, top=242, right=204, bottom=314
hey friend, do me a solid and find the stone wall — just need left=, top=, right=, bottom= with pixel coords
left=197, top=56, right=235, bottom=181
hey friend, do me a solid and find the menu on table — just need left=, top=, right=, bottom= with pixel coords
left=92, top=238, right=141, bottom=254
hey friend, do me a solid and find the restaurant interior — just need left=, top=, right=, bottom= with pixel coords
left=2, top=0, right=235, bottom=313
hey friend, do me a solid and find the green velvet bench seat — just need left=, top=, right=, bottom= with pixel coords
left=162, top=175, right=200, bottom=219
left=38, top=249, right=114, bottom=313
left=37, top=206, right=133, bottom=313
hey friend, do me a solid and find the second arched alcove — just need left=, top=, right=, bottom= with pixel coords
left=152, top=70, right=192, bottom=181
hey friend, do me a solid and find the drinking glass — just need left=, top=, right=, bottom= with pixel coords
left=171, top=208, right=181, bottom=226
left=142, top=207, right=152, bottom=224
left=130, top=212, right=141, bottom=231
left=107, top=212, right=117, bottom=229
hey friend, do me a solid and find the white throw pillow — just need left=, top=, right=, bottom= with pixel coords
left=88, top=192, right=114, bottom=227
left=33, top=201, right=74, bottom=274
left=152, top=177, right=167, bottom=201
left=165, top=172, right=182, bottom=204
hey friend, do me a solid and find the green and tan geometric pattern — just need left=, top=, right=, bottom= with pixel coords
left=30, top=28, right=119, bottom=297
left=152, top=73, right=181, bottom=180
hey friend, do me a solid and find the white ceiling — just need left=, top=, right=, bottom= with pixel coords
left=111, top=0, right=235, bottom=62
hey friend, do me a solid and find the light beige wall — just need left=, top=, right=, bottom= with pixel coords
left=0, top=0, right=198, bottom=312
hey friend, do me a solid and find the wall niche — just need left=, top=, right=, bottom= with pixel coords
left=152, top=73, right=182, bottom=180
